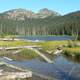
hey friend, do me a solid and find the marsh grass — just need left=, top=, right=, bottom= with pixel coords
left=38, top=41, right=68, bottom=52
left=63, top=47, right=80, bottom=57
left=4, top=49, right=38, bottom=60
left=0, top=40, right=68, bottom=52
left=0, top=40, right=80, bottom=56
left=0, top=41, right=35, bottom=47
left=18, top=49, right=38, bottom=59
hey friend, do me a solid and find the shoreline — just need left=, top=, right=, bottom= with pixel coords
left=0, top=38, right=20, bottom=41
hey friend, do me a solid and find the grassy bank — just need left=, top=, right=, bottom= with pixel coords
left=63, top=47, right=80, bottom=57
left=0, top=40, right=68, bottom=54
left=0, top=41, right=35, bottom=47
left=9, top=48, right=38, bottom=60
left=38, top=41, right=68, bottom=53
left=0, top=49, right=38, bottom=60
left=18, top=49, right=38, bottom=59
left=0, top=40, right=80, bottom=56
left=0, top=40, right=68, bottom=48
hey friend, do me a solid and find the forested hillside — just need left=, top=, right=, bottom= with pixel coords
left=0, top=9, right=80, bottom=38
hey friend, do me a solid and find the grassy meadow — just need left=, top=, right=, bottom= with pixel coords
left=38, top=41, right=68, bottom=53
left=0, top=40, right=80, bottom=58
left=0, top=40, right=35, bottom=47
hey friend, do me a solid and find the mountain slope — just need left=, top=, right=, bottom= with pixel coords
left=0, top=8, right=60, bottom=20
left=0, top=9, right=80, bottom=38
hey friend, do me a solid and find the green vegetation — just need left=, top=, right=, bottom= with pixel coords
left=0, top=40, right=80, bottom=60
left=61, top=40, right=80, bottom=58
left=63, top=47, right=80, bottom=57
left=0, top=40, right=68, bottom=58
left=8, top=49, right=38, bottom=60
left=0, top=48, right=38, bottom=60
left=18, top=49, right=38, bottom=59
left=0, top=41, right=35, bottom=47
left=37, top=41, right=68, bottom=54
left=0, top=11, right=80, bottom=39
left=0, top=40, right=68, bottom=50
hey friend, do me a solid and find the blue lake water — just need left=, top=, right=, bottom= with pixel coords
left=1, top=55, right=80, bottom=80
left=17, top=36, right=73, bottom=41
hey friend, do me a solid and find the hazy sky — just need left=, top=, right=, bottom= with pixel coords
left=0, top=0, right=80, bottom=15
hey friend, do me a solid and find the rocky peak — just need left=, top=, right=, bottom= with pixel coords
left=38, top=8, right=60, bottom=17
left=0, top=8, right=61, bottom=20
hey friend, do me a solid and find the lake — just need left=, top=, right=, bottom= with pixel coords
left=1, top=54, right=80, bottom=80
left=17, top=36, right=73, bottom=41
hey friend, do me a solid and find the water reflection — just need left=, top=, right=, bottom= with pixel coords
left=0, top=52, right=80, bottom=80
left=63, top=54, right=80, bottom=63
left=1, top=55, right=80, bottom=80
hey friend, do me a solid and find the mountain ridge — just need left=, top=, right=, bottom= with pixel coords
left=0, top=9, right=80, bottom=38
left=0, top=8, right=60, bottom=20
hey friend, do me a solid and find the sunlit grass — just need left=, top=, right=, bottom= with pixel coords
left=38, top=41, right=68, bottom=51
left=0, top=41, right=35, bottom=47
left=0, top=40, right=80, bottom=56
left=19, top=48, right=38, bottom=58
left=3, top=49, right=38, bottom=60
left=0, top=48, right=38, bottom=60
left=0, top=40, right=68, bottom=56
left=63, top=47, right=80, bottom=56
left=0, top=40, right=68, bottom=49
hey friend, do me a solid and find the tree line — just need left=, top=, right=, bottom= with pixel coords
left=0, top=11, right=80, bottom=39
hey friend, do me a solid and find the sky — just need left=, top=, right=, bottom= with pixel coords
left=0, top=0, right=80, bottom=15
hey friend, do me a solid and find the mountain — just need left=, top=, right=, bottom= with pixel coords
left=63, top=11, right=80, bottom=17
left=0, top=8, right=60, bottom=20
left=0, top=9, right=80, bottom=39
left=36, top=8, right=60, bottom=18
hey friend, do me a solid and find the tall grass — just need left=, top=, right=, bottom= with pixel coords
left=19, top=49, right=38, bottom=59
left=0, top=41, right=35, bottom=47
left=0, top=48, right=38, bottom=60
left=63, top=47, right=80, bottom=57
left=38, top=41, right=68, bottom=51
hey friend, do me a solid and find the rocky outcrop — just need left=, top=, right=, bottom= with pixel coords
left=0, top=8, right=60, bottom=20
